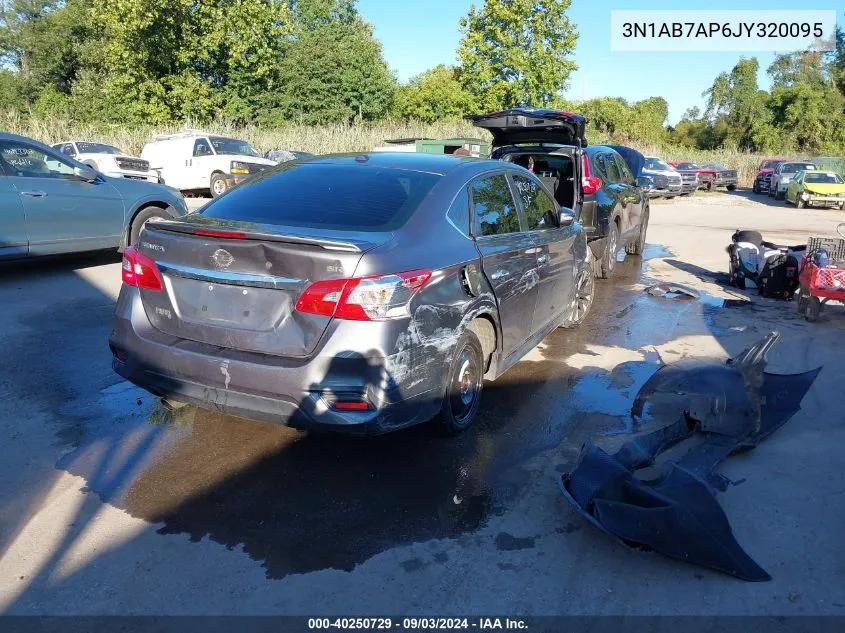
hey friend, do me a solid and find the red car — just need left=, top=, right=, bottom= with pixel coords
left=752, top=158, right=788, bottom=194
left=669, top=162, right=717, bottom=190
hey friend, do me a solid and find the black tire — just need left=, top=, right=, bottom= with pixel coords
left=598, top=220, right=619, bottom=279
left=561, top=252, right=595, bottom=329
left=794, top=195, right=804, bottom=209
left=753, top=181, right=760, bottom=194
left=434, top=330, right=484, bottom=435
left=774, top=189, right=784, bottom=200
left=805, top=296, right=821, bottom=322
left=210, top=172, right=229, bottom=198
left=626, top=208, right=649, bottom=256
left=797, top=290, right=809, bottom=313
left=727, top=184, right=736, bottom=191
left=129, top=206, right=175, bottom=246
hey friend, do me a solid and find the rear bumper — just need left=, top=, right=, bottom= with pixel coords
left=109, top=288, right=449, bottom=435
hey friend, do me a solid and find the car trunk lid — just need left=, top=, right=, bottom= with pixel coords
left=135, top=216, right=386, bottom=357
left=466, top=108, right=587, bottom=149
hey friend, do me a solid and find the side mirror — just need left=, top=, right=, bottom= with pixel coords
left=559, top=208, right=576, bottom=226
left=541, top=210, right=560, bottom=229
left=636, top=176, right=654, bottom=189
left=74, top=165, right=98, bottom=182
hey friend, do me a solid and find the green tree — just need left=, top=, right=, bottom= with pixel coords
left=256, top=17, right=395, bottom=125
left=457, top=0, right=578, bottom=111
left=703, top=57, right=772, bottom=150
left=579, top=97, right=630, bottom=140
left=391, top=65, right=477, bottom=122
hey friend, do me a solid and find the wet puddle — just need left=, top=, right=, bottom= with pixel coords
left=54, top=243, right=740, bottom=579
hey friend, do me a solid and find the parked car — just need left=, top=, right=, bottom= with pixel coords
left=768, top=161, right=817, bottom=200
left=0, top=132, right=187, bottom=260
left=700, top=163, right=738, bottom=190
left=752, top=158, right=787, bottom=194
left=638, top=156, right=683, bottom=198
left=52, top=141, right=160, bottom=183
left=785, top=171, right=845, bottom=209
left=466, top=108, right=649, bottom=279
left=109, top=152, right=595, bottom=436
left=264, top=149, right=314, bottom=164
left=140, top=131, right=276, bottom=197
left=670, top=162, right=716, bottom=191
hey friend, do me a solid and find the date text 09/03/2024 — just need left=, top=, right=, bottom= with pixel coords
left=307, top=618, right=528, bottom=630
left=621, top=22, right=825, bottom=39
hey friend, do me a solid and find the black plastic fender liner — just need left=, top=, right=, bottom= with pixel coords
left=559, top=332, right=822, bottom=581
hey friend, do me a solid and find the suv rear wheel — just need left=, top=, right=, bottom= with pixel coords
left=597, top=220, right=619, bottom=279
left=626, top=208, right=649, bottom=256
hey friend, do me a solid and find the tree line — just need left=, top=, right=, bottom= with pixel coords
left=0, top=0, right=843, bottom=156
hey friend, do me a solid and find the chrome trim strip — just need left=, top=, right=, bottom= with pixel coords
left=156, top=261, right=303, bottom=289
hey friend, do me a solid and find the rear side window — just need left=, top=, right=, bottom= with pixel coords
left=201, top=163, right=441, bottom=232
left=602, top=153, right=622, bottom=182
left=471, top=174, right=521, bottom=236
left=614, top=153, right=634, bottom=183
left=446, top=187, right=470, bottom=236
left=512, top=174, right=556, bottom=231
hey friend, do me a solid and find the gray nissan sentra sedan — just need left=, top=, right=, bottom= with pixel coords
left=109, top=152, right=595, bottom=435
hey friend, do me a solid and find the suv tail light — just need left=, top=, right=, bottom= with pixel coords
left=295, top=269, right=432, bottom=321
left=121, top=246, right=164, bottom=292
left=582, top=154, right=601, bottom=195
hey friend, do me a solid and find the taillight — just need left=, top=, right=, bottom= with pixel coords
left=582, top=154, right=602, bottom=195
left=295, top=269, right=432, bottom=321
left=121, top=246, right=164, bottom=292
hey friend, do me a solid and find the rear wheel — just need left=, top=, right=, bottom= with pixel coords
left=129, top=206, right=174, bottom=246
left=561, top=252, right=595, bottom=329
left=435, top=330, right=484, bottom=435
left=753, top=181, right=760, bottom=194
left=598, top=221, right=619, bottom=279
left=727, top=184, right=737, bottom=191
left=626, top=208, right=649, bottom=256
left=795, top=195, right=805, bottom=209
left=805, top=296, right=821, bottom=322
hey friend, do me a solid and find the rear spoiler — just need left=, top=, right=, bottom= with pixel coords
left=144, top=220, right=364, bottom=253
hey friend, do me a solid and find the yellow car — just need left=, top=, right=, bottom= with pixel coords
left=785, top=170, right=845, bottom=209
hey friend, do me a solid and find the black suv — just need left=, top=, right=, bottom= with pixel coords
left=467, top=108, right=649, bottom=278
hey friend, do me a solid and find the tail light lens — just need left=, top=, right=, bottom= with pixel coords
left=295, top=269, right=432, bottom=321
left=121, top=246, right=164, bottom=292
left=582, top=154, right=601, bottom=195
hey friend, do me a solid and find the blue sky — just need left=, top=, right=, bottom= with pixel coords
left=357, top=0, right=842, bottom=124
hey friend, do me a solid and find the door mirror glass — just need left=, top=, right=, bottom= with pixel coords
left=559, top=208, right=576, bottom=226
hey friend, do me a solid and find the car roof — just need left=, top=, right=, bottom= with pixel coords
left=297, top=152, right=499, bottom=176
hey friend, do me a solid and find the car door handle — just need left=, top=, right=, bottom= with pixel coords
left=491, top=270, right=509, bottom=280
left=21, top=191, right=47, bottom=198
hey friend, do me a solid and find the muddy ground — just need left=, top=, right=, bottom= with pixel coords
left=0, top=190, right=843, bottom=616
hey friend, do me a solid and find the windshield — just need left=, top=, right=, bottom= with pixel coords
left=761, top=160, right=782, bottom=169
left=201, top=163, right=442, bottom=232
left=644, top=158, right=673, bottom=171
left=805, top=172, right=843, bottom=184
left=782, top=162, right=816, bottom=173
left=676, top=162, right=700, bottom=170
left=76, top=142, right=122, bottom=154
left=703, top=163, right=725, bottom=170
left=209, top=137, right=260, bottom=157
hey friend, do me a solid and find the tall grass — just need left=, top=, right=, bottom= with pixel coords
left=2, top=111, right=841, bottom=186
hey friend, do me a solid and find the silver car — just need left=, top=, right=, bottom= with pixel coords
left=109, top=152, right=595, bottom=435
left=768, top=161, right=817, bottom=200
left=0, top=132, right=187, bottom=259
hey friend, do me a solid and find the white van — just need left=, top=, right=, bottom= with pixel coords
left=141, top=131, right=276, bottom=197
